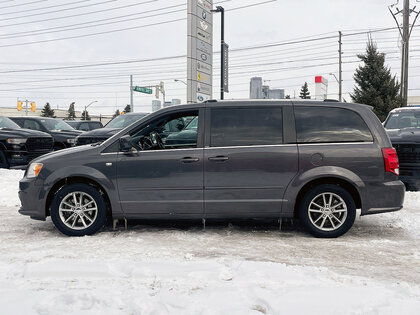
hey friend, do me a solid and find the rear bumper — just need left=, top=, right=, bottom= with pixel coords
left=360, top=179, right=405, bottom=215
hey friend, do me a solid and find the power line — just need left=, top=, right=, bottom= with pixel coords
left=0, top=6, right=186, bottom=40
left=1, top=0, right=96, bottom=15
left=0, top=0, right=47, bottom=10
left=0, top=0, right=127, bottom=21
left=0, top=2, right=186, bottom=39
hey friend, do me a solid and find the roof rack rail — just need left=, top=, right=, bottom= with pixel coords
left=205, top=99, right=218, bottom=103
left=323, top=99, right=339, bottom=102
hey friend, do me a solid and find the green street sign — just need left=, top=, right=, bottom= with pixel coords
left=133, top=86, right=153, bottom=94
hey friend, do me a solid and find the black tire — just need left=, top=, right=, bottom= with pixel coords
left=50, top=183, right=107, bottom=236
left=298, top=184, right=356, bottom=238
left=0, top=150, right=9, bottom=169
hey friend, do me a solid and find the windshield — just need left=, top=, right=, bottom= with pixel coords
left=105, top=113, right=147, bottom=129
left=384, top=112, right=420, bottom=129
left=41, top=119, right=75, bottom=131
left=0, top=116, right=20, bottom=129
left=65, top=121, right=78, bottom=128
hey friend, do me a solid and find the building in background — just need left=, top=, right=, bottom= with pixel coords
left=171, top=99, right=181, bottom=105
left=152, top=100, right=161, bottom=112
left=408, top=96, right=420, bottom=106
left=250, top=77, right=285, bottom=99
left=314, top=76, right=328, bottom=100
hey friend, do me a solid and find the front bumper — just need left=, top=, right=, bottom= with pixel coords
left=18, top=176, right=47, bottom=220
left=360, top=179, right=405, bottom=216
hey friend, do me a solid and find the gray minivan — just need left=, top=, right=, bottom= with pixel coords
left=18, top=100, right=405, bottom=238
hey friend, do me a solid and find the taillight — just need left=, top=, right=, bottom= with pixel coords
left=382, top=148, right=399, bottom=175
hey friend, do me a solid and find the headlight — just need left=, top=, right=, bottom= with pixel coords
left=7, top=138, right=27, bottom=144
left=66, top=138, right=75, bottom=144
left=27, top=163, right=43, bottom=178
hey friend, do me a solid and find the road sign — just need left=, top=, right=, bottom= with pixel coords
left=133, top=86, right=153, bottom=94
left=222, top=42, right=229, bottom=93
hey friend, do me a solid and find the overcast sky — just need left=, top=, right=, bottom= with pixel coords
left=0, top=0, right=418, bottom=115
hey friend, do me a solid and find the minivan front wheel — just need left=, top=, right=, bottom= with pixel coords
left=299, top=184, right=356, bottom=238
left=50, top=183, right=107, bottom=236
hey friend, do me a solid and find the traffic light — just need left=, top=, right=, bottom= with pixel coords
left=17, top=101, right=23, bottom=111
left=30, top=102, right=36, bottom=112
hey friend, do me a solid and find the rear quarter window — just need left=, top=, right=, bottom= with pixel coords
left=295, top=106, right=373, bottom=143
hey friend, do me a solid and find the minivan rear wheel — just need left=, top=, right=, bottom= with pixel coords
left=50, top=183, right=107, bottom=236
left=299, top=184, right=356, bottom=238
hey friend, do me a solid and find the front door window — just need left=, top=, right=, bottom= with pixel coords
left=128, top=110, right=199, bottom=151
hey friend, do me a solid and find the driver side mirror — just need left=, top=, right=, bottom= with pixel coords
left=119, top=135, right=133, bottom=152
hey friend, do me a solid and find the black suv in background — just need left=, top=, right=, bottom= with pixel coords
left=65, top=120, right=103, bottom=131
left=19, top=100, right=404, bottom=238
left=384, top=106, right=420, bottom=190
left=10, top=117, right=82, bottom=150
left=75, top=112, right=148, bottom=146
left=0, top=116, right=53, bottom=168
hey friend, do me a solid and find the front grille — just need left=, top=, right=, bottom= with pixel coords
left=26, top=137, right=53, bottom=152
left=76, top=137, right=107, bottom=146
left=395, top=144, right=420, bottom=165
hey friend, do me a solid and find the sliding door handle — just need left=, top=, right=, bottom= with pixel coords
left=181, top=157, right=199, bottom=163
left=208, top=156, right=229, bottom=162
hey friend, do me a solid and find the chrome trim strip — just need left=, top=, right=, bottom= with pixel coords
left=205, top=144, right=297, bottom=149
left=298, top=142, right=374, bottom=146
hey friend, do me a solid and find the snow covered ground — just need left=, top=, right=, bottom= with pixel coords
left=0, top=169, right=419, bottom=314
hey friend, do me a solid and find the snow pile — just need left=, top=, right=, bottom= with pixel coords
left=0, top=169, right=419, bottom=314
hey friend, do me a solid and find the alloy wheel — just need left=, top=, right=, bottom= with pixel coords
left=308, top=192, right=348, bottom=231
left=58, top=191, right=98, bottom=230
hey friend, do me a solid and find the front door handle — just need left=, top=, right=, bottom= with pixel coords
left=208, top=156, right=229, bottom=162
left=181, top=157, right=199, bottom=163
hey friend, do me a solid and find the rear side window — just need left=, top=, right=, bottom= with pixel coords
left=295, top=107, right=373, bottom=143
left=210, top=107, right=283, bottom=147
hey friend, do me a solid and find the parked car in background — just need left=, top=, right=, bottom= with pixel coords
left=10, top=117, right=82, bottom=151
left=384, top=105, right=420, bottom=191
left=75, top=112, right=149, bottom=146
left=0, top=116, right=53, bottom=168
left=18, top=100, right=404, bottom=238
left=65, top=120, right=103, bottom=131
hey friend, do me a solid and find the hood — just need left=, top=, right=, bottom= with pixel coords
left=78, top=127, right=120, bottom=138
left=0, top=127, right=52, bottom=138
left=33, top=143, right=97, bottom=163
left=386, top=128, right=420, bottom=144
left=49, top=130, right=82, bottom=138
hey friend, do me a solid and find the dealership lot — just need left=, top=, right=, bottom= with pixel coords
left=0, top=169, right=419, bottom=314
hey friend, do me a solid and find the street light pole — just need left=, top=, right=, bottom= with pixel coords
left=211, top=6, right=225, bottom=100
left=84, top=101, right=97, bottom=120
left=174, top=79, right=187, bottom=86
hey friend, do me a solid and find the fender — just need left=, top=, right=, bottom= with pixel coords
left=282, top=166, right=364, bottom=216
left=43, top=165, right=123, bottom=217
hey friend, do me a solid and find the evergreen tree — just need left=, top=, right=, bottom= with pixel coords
left=351, top=40, right=401, bottom=121
left=81, top=110, right=91, bottom=120
left=299, top=82, right=310, bottom=99
left=112, top=109, right=120, bottom=119
left=67, top=102, right=76, bottom=120
left=41, top=102, right=55, bottom=117
left=123, top=104, right=131, bottom=113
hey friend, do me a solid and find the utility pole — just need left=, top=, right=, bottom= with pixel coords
left=389, top=0, right=420, bottom=106
left=130, top=75, right=134, bottom=112
left=211, top=6, right=225, bottom=100
left=338, top=31, right=343, bottom=102
left=402, top=0, right=410, bottom=106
